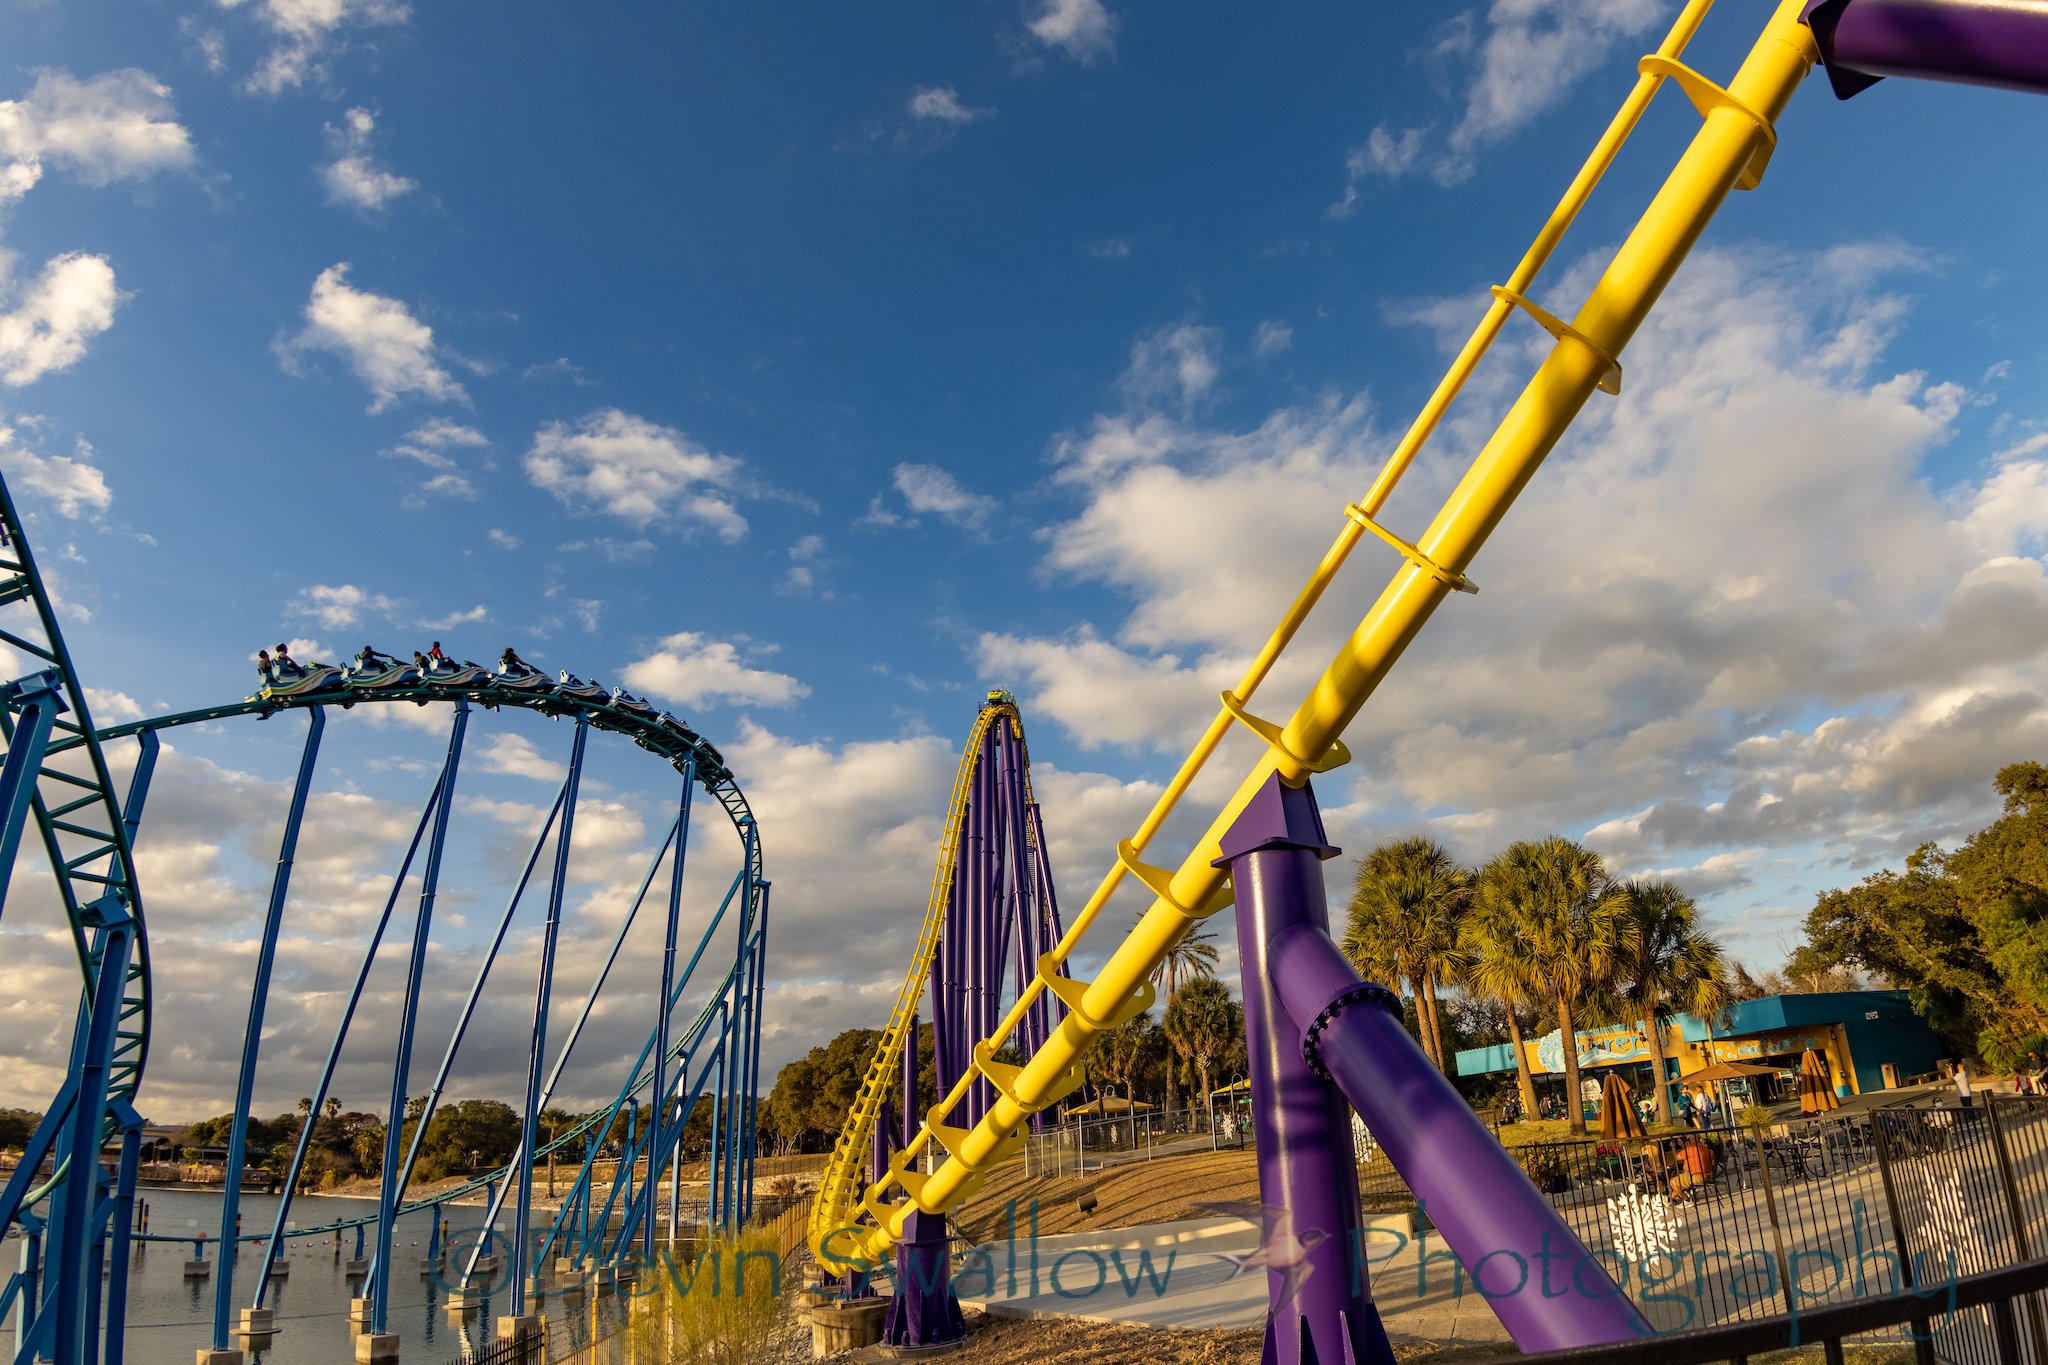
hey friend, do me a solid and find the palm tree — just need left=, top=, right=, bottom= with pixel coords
left=1138, top=914, right=1220, bottom=1119
left=1343, top=839, right=1471, bottom=1071
left=1099, top=1009, right=1153, bottom=1146
left=1611, top=881, right=1725, bottom=1124
left=1473, top=837, right=1627, bottom=1137
left=1164, top=978, right=1241, bottom=1133
left=1457, top=896, right=1546, bottom=1122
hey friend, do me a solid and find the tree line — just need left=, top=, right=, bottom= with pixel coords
left=1342, top=834, right=1728, bottom=1137
left=1789, top=761, right=2048, bottom=1071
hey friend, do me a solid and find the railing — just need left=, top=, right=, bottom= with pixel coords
left=1367, top=1094, right=2048, bottom=1355
left=1476, top=1251, right=2048, bottom=1364
left=1017, top=1102, right=1252, bottom=1177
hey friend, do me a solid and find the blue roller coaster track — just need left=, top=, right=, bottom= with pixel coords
left=0, top=472, right=771, bottom=1365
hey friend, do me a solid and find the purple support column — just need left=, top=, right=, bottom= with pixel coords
left=883, top=1208, right=965, bottom=1349
left=903, top=1011, right=919, bottom=1148
left=1805, top=0, right=2048, bottom=99
left=1240, top=781, right=1648, bottom=1351
left=1216, top=776, right=1396, bottom=1365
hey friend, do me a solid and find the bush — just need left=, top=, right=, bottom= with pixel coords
left=632, top=1227, right=783, bottom=1364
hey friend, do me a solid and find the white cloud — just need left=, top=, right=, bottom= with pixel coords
left=320, top=107, right=415, bottom=213
left=1253, top=320, right=1293, bottom=357
left=521, top=356, right=590, bottom=386
left=420, top=603, right=486, bottom=629
left=224, top=0, right=412, bottom=97
left=994, top=244, right=2048, bottom=968
left=1085, top=237, right=1131, bottom=261
left=524, top=408, right=747, bottom=539
left=781, top=534, right=829, bottom=596
left=487, top=527, right=519, bottom=550
left=382, top=417, right=488, bottom=469
left=908, top=87, right=992, bottom=124
left=288, top=582, right=397, bottom=629
left=0, top=252, right=121, bottom=387
left=1333, top=0, right=1662, bottom=205
left=478, top=733, right=560, bottom=782
left=0, top=68, right=196, bottom=207
left=621, top=633, right=810, bottom=710
left=1029, top=0, right=1116, bottom=63
left=83, top=688, right=144, bottom=724
left=889, top=462, right=997, bottom=532
left=1120, top=322, right=1221, bottom=410
left=0, top=420, right=112, bottom=515
left=283, top=264, right=466, bottom=413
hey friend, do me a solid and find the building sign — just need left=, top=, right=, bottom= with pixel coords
left=1533, top=1025, right=1655, bottom=1074
left=1707, top=1028, right=1832, bottom=1064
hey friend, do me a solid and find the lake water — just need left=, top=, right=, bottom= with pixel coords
left=15, top=1186, right=631, bottom=1364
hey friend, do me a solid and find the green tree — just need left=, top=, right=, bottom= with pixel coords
left=1140, top=916, right=1220, bottom=1118
left=1457, top=894, right=1546, bottom=1121
left=1473, top=837, right=1627, bottom=1137
left=1097, top=1009, right=1153, bottom=1134
left=1610, top=881, right=1725, bottom=1124
left=0, top=1109, right=41, bottom=1151
left=1343, top=838, right=1471, bottom=1072
left=1163, top=978, right=1241, bottom=1132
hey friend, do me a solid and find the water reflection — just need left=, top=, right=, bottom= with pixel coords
left=22, top=1187, right=628, bottom=1364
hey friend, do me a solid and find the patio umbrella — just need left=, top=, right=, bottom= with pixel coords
left=1798, top=1047, right=1840, bottom=1114
left=1599, top=1072, right=1644, bottom=1140
left=1063, top=1097, right=1156, bottom=1116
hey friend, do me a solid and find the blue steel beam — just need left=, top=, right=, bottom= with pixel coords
left=211, top=705, right=325, bottom=1350
left=370, top=700, right=469, bottom=1335
left=530, top=918, right=743, bottom=1266
left=37, top=898, right=133, bottom=1365
left=0, top=672, right=64, bottom=927
left=742, top=892, right=769, bottom=1219
left=643, top=757, right=695, bottom=1262
left=510, top=715, right=586, bottom=1313
left=252, top=770, right=447, bottom=1308
left=376, top=765, right=574, bottom=1271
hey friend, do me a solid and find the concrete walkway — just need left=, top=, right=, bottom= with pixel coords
left=950, top=1214, right=1513, bottom=1351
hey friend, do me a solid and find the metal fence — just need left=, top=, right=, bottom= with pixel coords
left=1017, top=1101, right=1251, bottom=1177
left=1396, top=1094, right=2048, bottom=1351
left=1479, top=1251, right=2048, bottom=1365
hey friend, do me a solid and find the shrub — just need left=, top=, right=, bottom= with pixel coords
left=632, top=1227, right=783, bottom=1364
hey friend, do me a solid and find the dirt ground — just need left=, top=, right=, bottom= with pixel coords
left=949, top=1147, right=1265, bottom=1243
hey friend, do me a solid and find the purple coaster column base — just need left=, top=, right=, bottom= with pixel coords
left=1216, top=776, right=1396, bottom=1365
left=883, top=1209, right=965, bottom=1349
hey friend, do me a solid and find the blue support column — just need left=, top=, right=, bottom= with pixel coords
left=514, top=716, right=587, bottom=1313
left=706, top=1004, right=727, bottom=1228
left=212, top=706, right=324, bottom=1350
left=643, top=758, right=695, bottom=1261
left=741, top=886, right=769, bottom=1220
left=255, top=772, right=445, bottom=1308
left=0, top=671, right=64, bottom=927
left=370, top=700, right=469, bottom=1336
left=102, top=1102, right=142, bottom=1365
left=45, top=900, right=133, bottom=1365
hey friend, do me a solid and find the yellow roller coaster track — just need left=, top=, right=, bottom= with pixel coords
left=813, top=0, right=1818, bottom=1267
left=807, top=698, right=1053, bottom=1262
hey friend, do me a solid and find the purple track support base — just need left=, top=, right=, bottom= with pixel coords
left=1216, top=775, right=1396, bottom=1365
left=1248, top=801, right=1651, bottom=1353
left=882, top=1208, right=965, bottom=1348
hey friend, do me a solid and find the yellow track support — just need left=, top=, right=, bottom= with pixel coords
left=813, top=0, right=1818, bottom=1268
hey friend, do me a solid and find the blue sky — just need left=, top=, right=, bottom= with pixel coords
left=3, top=0, right=2047, bottom=1117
